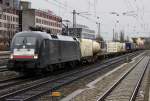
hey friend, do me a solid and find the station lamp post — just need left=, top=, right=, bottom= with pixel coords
left=72, top=10, right=90, bottom=36
left=110, top=12, right=120, bottom=42
left=72, top=10, right=90, bottom=28
left=96, top=16, right=101, bottom=42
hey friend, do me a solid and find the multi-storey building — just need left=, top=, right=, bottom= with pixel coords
left=0, top=0, right=20, bottom=8
left=0, top=0, right=62, bottom=50
left=67, top=24, right=96, bottom=40
left=0, top=7, right=19, bottom=50
left=21, top=9, right=62, bottom=34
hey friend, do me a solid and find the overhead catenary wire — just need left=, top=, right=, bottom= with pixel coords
left=43, top=0, right=149, bottom=35
left=123, top=0, right=149, bottom=34
left=43, top=0, right=99, bottom=24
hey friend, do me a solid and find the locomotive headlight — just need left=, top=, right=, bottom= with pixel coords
left=10, top=54, right=13, bottom=59
left=34, top=54, right=38, bottom=59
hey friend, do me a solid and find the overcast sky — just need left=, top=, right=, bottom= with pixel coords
left=25, top=0, right=150, bottom=40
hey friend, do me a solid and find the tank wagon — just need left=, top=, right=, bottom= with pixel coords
left=7, top=31, right=101, bottom=74
left=80, top=39, right=100, bottom=62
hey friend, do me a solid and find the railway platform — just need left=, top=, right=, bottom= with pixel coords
left=61, top=51, right=150, bottom=101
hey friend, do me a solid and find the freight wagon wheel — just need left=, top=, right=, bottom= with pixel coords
left=91, top=58, right=96, bottom=63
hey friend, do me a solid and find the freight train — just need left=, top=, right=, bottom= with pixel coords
left=7, top=31, right=142, bottom=75
left=7, top=31, right=101, bottom=74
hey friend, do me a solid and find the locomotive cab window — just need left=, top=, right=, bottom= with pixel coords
left=14, top=37, right=24, bottom=46
left=12, top=36, right=38, bottom=53
left=14, top=36, right=37, bottom=46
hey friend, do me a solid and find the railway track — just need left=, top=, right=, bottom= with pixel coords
left=0, top=52, right=9, bottom=71
left=96, top=56, right=150, bottom=101
left=0, top=66, right=8, bottom=72
left=0, top=51, right=10, bottom=66
left=0, top=52, right=141, bottom=101
left=0, top=52, right=133, bottom=84
left=0, top=77, right=37, bottom=90
left=0, top=76, right=23, bottom=83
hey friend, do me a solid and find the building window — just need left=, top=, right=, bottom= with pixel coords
left=13, top=17, right=15, bottom=22
left=3, top=15, right=6, bottom=20
left=39, top=19, right=41, bottom=24
left=6, top=1, right=10, bottom=6
left=0, top=0, right=2, bottom=4
left=7, top=16, right=10, bottom=21
left=0, top=22, right=2, bottom=27
left=10, top=16, right=12, bottom=21
left=36, top=18, right=38, bottom=23
left=0, top=14, right=2, bottom=19
left=4, top=23, right=6, bottom=28
left=16, top=18, right=18, bottom=22
left=42, top=20, right=44, bottom=24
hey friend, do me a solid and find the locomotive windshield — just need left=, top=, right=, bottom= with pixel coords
left=12, top=36, right=38, bottom=55
left=14, top=37, right=36, bottom=46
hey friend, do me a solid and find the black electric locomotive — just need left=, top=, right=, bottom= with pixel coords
left=7, top=31, right=80, bottom=74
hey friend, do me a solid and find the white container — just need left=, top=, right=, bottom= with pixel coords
left=121, top=43, right=126, bottom=52
left=107, top=42, right=123, bottom=53
left=80, top=39, right=93, bottom=58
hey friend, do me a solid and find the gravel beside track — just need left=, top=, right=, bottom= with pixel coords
left=36, top=52, right=145, bottom=101
left=0, top=71, right=19, bottom=81
left=100, top=56, right=149, bottom=101
left=0, top=53, right=9, bottom=66
left=0, top=66, right=8, bottom=72
left=135, top=52, right=150, bottom=101
left=59, top=51, right=146, bottom=101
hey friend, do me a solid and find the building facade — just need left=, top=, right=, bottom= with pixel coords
left=0, top=0, right=20, bottom=8
left=67, top=24, right=95, bottom=40
left=0, top=8, right=19, bottom=50
left=21, top=9, right=62, bottom=34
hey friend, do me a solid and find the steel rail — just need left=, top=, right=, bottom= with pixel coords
left=0, top=77, right=37, bottom=90
left=96, top=56, right=148, bottom=101
left=0, top=66, right=8, bottom=72
left=0, top=52, right=137, bottom=86
left=0, top=77, right=21, bottom=83
left=129, top=57, right=150, bottom=101
left=1, top=53, right=138, bottom=101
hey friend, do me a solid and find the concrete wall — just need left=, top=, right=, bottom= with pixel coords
left=22, top=9, right=35, bottom=31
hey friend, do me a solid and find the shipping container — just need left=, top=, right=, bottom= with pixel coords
left=106, top=42, right=123, bottom=53
left=119, top=43, right=125, bottom=52
left=125, top=42, right=132, bottom=50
